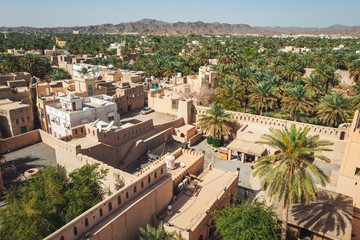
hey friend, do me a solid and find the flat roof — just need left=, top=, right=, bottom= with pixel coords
left=270, top=189, right=353, bottom=240
left=226, top=139, right=267, bottom=156
left=163, top=167, right=238, bottom=231
left=0, top=102, right=30, bottom=111
left=175, top=124, right=195, bottom=132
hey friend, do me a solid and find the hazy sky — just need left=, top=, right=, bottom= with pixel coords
left=1, top=0, right=359, bottom=28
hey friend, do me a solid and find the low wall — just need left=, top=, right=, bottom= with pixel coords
left=189, top=132, right=203, bottom=147
left=195, top=106, right=350, bottom=141
left=45, top=163, right=169, bottom=240
left=153, top=117, right=185, bottom=132
left=0, top=130, right=41, bottom=154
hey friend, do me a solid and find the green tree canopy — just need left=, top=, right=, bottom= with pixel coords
left=214, top=200, right=281, bottom=240
left=0, top=164, right=108, bottom=240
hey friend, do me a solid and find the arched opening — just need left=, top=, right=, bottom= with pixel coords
left=74, top=227, right=78, bottom=236
left=108, top=202, right=112, bottom=211
left=141, top=181, right=144, bottom=188
left=148, top=176, right=151, bottom=183
left=118, top=196, right=121, bottom=205
left=134, top=186, right=137, bottom=193
left=126, top=192, right=129, bottom=199
left=85, top=218, right=89, bottom=227
left=180, top=133, right=185, bottom=138
left=60, top=236, right=64, bottom=240
left=154, top=172, right=157, bottom=179
left=100, top=208, right=103, bottom=217
left=161, top=168, right=164, bottom=175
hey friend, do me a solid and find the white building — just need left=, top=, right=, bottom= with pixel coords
left=45, top=94, right=120, bottom=138
left=72, top=63, right=105, bottom=78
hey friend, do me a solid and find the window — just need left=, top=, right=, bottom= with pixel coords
left=126, top=192, right=129, bottom=199
left=141, top=181, right=144, bottom=188
left=73, top=227, right=78, bottom=236
left=148, top=176, right=151, bottom=184
left=108, top=202, right=112, bottom=211
left=118, top=196, right=121, bottom=205
left=21, top=117, right=24, bottom=122
left=100, top=208, right=103, bottom=217
left=134, top=186, right=137, bottom=193
left=16, top=119, right=19, bottom=124
left=27, top=116, right=30, bottom=121
left=154, top=172, right=157, bottom=179
left=355, top=168, right=360, bottom=176
left=85, top=218, right=89, bottom=227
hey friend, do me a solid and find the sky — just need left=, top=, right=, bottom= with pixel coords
left=1, top=0, right=360, bottom=28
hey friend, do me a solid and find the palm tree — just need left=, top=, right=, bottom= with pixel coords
left=0, top=54, right=21, bottom=73
left=349, top=59, right=360, bottom=83
left=77, top=67, right=91, bottom=77
left=252, top=124, right=333, bottom=240
left=312, top=62, right=335, bottom=94
left=281, top=85, right=313, bottom=122
left=198, top=103, right=234, bottom=140
left=302, top=74, right=323, bottom=98
left=138, top=223, right=178, bottom=240
left=21, top=53, right=41, bottom=76
left=282, top=62, right=303, bottom=81
left=249, top=82, right=278, bottom=115
left=233, top=67, right=254, bottom=113
left=317, top=93, right=352, bottom=126
left=215, top=77, right=245, bottom=111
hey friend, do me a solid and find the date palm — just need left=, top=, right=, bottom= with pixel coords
left=77, top=67, right=91, bottom=77
left=317, top=93, right=352, bottom=126
left=302, top=74, right=323, bottom=98
left=233, top=67, right=254, bottom=113
left=0, top=54, right=21, bottom=73
left=139, top=223, right=178, bottom=240
left=252, top=124, right=333, bottom=240
left=198, top=103, right=234, bottom=140
left=249, top=82, right=278, bottom=115
left=282, top=62, right=303, bottom=81
left=215, top=77, right=245, bottom=111
left=349, top=59, right=360, bottom=83
left=312, top=62, right=336, bottom=94
left=281, top=85, right=313, bottom=122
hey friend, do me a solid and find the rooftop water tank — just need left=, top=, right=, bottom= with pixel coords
left=177, top=72, right=182, bottom=77
left=108, top=64, right=114, bottom=69
left=165, top=155, right=175, bottom=169
left=150, top=76, right=155, bottom=81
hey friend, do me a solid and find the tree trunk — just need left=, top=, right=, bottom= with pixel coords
left=281, top=198, right=289, bottom=240
left=260, top=108, right=263, bottom=116
left=243, top=103, right=246, bottom=113
left=294, top=110, right=297, bottom=122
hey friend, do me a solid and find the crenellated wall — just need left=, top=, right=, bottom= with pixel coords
left=195, top=106, right=350, bottom=141
left=44, top=163, right=170, bottom=240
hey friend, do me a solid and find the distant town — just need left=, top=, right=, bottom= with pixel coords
left=0, top=31, right=360, bottom=240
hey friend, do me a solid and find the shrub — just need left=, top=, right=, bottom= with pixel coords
left=206, top=136, right=213, bottom=144
left=212, top=139, right=222, bottom=147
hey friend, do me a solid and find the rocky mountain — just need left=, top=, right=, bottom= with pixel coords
left=1, top=19, right=360, bottom=36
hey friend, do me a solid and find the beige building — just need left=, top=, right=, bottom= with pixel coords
left=0, top=100, right=34, bottom=138
left=113, top=82, right=144, bottom=114
left=336, top=110, right=360, bottom=207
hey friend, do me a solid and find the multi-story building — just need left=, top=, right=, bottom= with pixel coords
left=0, top=100, right=34, bottom=138
left=45, top=94, right=119, bottom=138
left=113, top=82, right=144, bottom=114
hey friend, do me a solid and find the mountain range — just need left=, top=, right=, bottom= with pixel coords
left=1, top=19, right=360, bottom=36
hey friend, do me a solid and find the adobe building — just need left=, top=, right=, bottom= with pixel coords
left=121, top=73, right=142, bottom=83
left=336, top=110, right=360, bottom=207
left=113, top=82, right=144, bottom=114
left=0, top=100, right=34, bottom=138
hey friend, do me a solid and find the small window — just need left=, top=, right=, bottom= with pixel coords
left=60, top=236, right=64, bottom=240
left=22, top=118, right=24, bottom=122
left=118, top=196, right=121, bottom=205
left=355, top=168, right=360, bottom=176
left=74, top=227, right=78, bottom=236
left=16, top=119, right=19, bottom=124
left=161, top=168, right=163, bottom=175
left=85, top=218, right=89, bottom=227
left=148, top=176, right=151, bottom=184
left=81, top=128, right=83, bottom=133
left=100, top=208, right=103, bottom=217
left=75, top=129, right=78, bottom=135
left=154, top=172, right=157, bottom=179
left=27, top=116, right=30, bottom=121
left=134, top=186, right=137, bottom=193
left=126, top=192, right=129, bottom=199
left=141, top=181, right=144, bottom=188
left=108, top=202, right=112, bottom=211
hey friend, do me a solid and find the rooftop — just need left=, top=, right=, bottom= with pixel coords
left=163, top=167, right=238, bottom=231
left=0, top=102, right=30, bottom=111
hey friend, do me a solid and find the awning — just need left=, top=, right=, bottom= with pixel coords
left=226, top=139, right=267, bottom=156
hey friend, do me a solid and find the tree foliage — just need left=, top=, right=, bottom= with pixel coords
left=214, top=200, right=281, bottom=240
left=0, top=164, right=108, bottom=240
